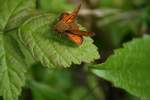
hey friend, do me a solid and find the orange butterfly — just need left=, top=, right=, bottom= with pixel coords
left=54, top=3, right=94, bottom=45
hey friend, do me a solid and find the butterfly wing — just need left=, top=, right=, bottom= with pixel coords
left=70, top=30, right=95, bottom=36
left=62, top=3, right=81, bottom=23
left=66, top=33, right=83, bottom=45
left=59, top=12, right=69, bottom=21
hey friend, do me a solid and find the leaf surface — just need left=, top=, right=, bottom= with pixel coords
left=19, top=14, right=100, bottom=67
left=92, top=35, right=150, bottom=99
left=0, top=0, right=35, bottom=31
left=31, top=81, right=69, bottom=100
left=0, top=33, right=26, bottom=100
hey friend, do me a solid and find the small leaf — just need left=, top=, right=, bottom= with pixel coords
left=0, top=0, right=35, bottom=31
left=19, top=14, right=99, bottom=68
left=0, top=33, right=26, bottom=100
left=92, top=35, right=150, bottom=99
left=30, top=80, right=70, bottom=100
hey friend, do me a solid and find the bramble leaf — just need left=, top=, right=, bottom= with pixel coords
left=19, top=14, right=100, bottom=68
left=0, top=0, right=35, bottom=100
left=92, top=35, right=150, bottom=99
left=0, top=32, right=26, bottom=100
left=0, top=0, right=35, bottom=31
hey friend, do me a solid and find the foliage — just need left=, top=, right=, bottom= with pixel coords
left=0, top=0, right=150, bottom=100
left=39, top=0, right=74, bottom=13
left=0, top=0, right=35, bottom=100
left=92, top=35, right=150, bottom=99
left=0, top=0, right=99, bottom=100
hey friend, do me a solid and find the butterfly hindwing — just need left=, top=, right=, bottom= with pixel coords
left=70, top=30, right=95, bottom=36
left=66, top=33, right=83, bottom=45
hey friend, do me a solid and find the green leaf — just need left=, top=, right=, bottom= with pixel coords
left=92, top=35, right=150, bottom=99
left=0, top=0, right=35, bottom=31
left=0, top=32, right=26, bottom=100
left=0, top=0, right=35, bottom=99
left=39, top=0, right=74, bottom=13
left=30, top=80, right=70, bottom=100
left=19, top=14, right=99, bottom=68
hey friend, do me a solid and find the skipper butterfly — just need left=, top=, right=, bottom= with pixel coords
left=54, top=3, right=94, bottom=45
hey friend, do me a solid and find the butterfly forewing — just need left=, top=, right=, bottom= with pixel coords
left=59, top=12, right=70, bottom=21
left=63, top=3, right=81, bottom=23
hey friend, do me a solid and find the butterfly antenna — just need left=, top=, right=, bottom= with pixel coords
left=73, top=3, right=81, bottom=14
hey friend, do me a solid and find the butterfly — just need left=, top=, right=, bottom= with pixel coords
left=54, top=3, right=94, bottom=45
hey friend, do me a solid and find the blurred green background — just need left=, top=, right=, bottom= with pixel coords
left=18, top=0, right=150, bottom=100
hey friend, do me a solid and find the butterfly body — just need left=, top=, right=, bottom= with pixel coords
left=54, top=3, right=94, bottom=45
